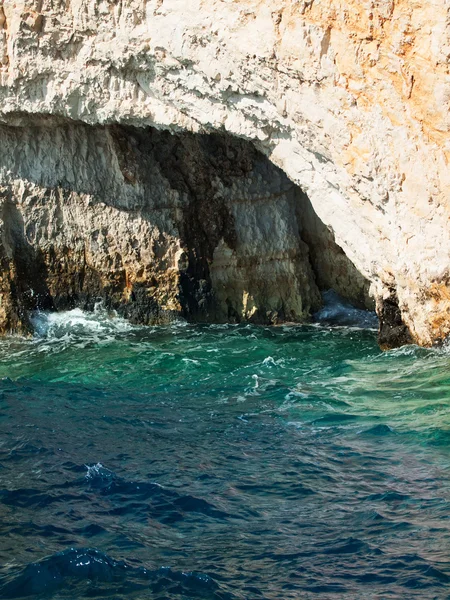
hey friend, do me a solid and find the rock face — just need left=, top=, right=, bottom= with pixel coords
left=0, top=120, right=328, bottom=331
left=0, top=0, right=449, bottom=346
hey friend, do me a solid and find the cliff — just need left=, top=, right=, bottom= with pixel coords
left=0, top=0, right=449, bottom=347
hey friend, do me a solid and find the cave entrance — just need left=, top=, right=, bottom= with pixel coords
left=0, top=120, right=374, bottom=333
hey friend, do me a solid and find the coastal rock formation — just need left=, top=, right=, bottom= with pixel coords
left=0, top=121, right=326, bottom=331
left=0, top=0, right=449, bottom=347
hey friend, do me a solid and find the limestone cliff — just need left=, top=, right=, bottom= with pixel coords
left=0, top=0, right=449, bottom=347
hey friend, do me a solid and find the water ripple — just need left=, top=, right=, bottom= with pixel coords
left=0, top=310, right=450, bottom=598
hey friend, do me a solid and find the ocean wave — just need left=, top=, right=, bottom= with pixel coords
left=313, top=290, right=379, bottom=330
left=0, top=548, right=233, bottom=599
left=30, top=305, right=136, bottom=339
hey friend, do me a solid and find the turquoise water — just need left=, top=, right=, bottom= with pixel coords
left=0, top=306, right=450, bottom=599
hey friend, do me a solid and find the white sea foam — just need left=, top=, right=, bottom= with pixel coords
left=182, top=358, right=201, bottom=366
left=85, top=462, right=106, bottom=479
left=31, top=305, right=135, bottom=338
left=262, top=356, right=285, bottom=367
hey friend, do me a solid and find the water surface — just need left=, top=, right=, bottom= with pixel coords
left=0, top=307, right=449, bottom=599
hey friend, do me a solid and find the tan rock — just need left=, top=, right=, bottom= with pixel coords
left=0, top=6, right=6, bottom=31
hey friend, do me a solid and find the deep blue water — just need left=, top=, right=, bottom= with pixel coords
left=0, top=305, right=450, bottom=599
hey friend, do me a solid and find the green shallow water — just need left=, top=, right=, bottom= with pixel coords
left=0, top=309, right=449, bottom=599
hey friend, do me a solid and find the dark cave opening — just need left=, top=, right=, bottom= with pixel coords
left=0, top=118, right=377, bottom=336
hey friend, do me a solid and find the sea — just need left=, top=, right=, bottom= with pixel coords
left=0, top=294, right=449, bottom=599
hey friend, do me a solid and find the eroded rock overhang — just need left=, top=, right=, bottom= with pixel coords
left=0, top=0, right=449, bottom=347
left=0, top=119, right=373, bottom=334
